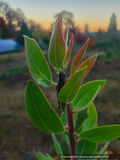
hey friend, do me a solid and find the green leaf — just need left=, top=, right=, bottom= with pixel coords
left=96, top=142, right=110, bottom=156
left=72, top=80, right=106, bottom=111
left=61, top=108, right=69, bottom=145
left=78, top=103, right=97, bottom=133
left=61, top=108, right=67, bottom=126
left=25, top=80, right=64, bottom=134
left=102, top=151, right=109, bottom=160
left=24, top=35, right=52, bottom=87
left=61, top=133, right=69, bottom=146
left=48, top=14, right=66, bottom=69
left=71, top=103, right=78, bottom=128
left=63, top=26, right=69, bottom=48
left=71, top=38, right=89, bottom=75
left=75, top=86, right=100, bottom=111
left=34, top=151, right=54, bottom=160
left=73, top=112, right=78, bottom=127
left=76, top=139, right=97, bottom=155
left=76, top=54, right=98, bottom=77
left=51, top=133, right=63, bottom=156
left=64, top=33, right=73, bottom=70
left=58, top=67, right=86, bottom=103
left=79, top=125, right=120, bottom=143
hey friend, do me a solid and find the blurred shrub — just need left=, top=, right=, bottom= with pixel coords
left=105, top=59, right=112, bottom=65
left=106, top=50, right=113, bottom=58
left=0, top=66, right=27, bottom=80
left=94, top=39, right=113, bottom=51
left=115, top=66, right=120, bottom=70
left=42, top=36, right=50, bottom=45
left=38, top=41, right=48, bottom=50
left=0, top=56, right=13, bottom=63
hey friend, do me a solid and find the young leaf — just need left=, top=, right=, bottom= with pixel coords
left=25, top=80, right=64, bottom=134
left=63, top=26, right=69, bottom=48
left=76, top=139, right=97, bottom=155
left=76, top=54, right=98, bottom=77
left=58, top=67, right=86, bottom=103
left=71, top=38, right=89, bottom=75
left=64, top=33, right=73, bottom=69
left=59, top=13, right=63, bottom=30
left=34, top=151, right=54, bottom=160
left=51, top=133, right=63, bottom=156
left=79, top=125, right=120, bottom=143
left=24, top=36, right=52, bottom=87
left=78, top=103, right=97, bottom=133
left=61, top=108, right=69, bottom=145
left=48, top=14, right=66, bottom=69
left=72, top=80, right=106, bottom=111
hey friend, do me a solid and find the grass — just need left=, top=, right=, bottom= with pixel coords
left=0, top=50, right=120, bottom=159
left=0, top=51, right=27, bottom=80
left=0, top=66, right=27, bottom=80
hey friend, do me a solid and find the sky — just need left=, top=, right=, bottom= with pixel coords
left=1, top=0, right=120, bottom=32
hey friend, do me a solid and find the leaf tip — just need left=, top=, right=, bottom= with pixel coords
left=82, top=65, right=88, bottom=71
left=27, top=79, right=33, bottom=85
left=23, top=35, right=29, bottom=39
left=95, top=54, right=98, bottom=57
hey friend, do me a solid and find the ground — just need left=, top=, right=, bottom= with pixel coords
left=0, top=50, right=120, bottom=159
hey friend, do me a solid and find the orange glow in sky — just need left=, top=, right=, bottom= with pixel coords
left=2, top=0, right=120, bottom=32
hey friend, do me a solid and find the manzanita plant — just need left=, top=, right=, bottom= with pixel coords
left=24, top=14, right=120, bottom=160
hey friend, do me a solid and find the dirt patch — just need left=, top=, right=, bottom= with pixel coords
left=0, top=51, right=120, bottom=159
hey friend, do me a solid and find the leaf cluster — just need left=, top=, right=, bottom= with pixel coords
left=24, top=14, right=120, bottom=160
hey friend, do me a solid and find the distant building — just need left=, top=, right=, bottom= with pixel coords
left=0, top=39, right=23, bottom=53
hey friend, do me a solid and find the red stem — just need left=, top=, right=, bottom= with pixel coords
left=67, top=103, right=76, bottom=156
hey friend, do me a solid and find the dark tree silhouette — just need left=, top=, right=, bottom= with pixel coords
left=0, top=17, right=7, bottom=38
left=84, top=24, right=90, bottom=35
left=108, top=13, right=117, bottom=33
left=17, top=21, right=32, bottom=46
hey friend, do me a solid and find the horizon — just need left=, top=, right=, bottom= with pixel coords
left=1, top=0, right=120, bottom=32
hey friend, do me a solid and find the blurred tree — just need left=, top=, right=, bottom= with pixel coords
left=6, top=9, right=16, bottom=38
left=55, top=11, right=74, bottom=28
left=107, top=13, right=119, bottom=45
left=0, top=2, right=25, bottom=38
left=108, top=13, right=117, bottom=33
left=16, top=8, right=25, bottom=20
left=0, top=2, right=9, bottom=19
left=17, top=21, right=32, bottom=46
left=95, top=29, right=107, bottom=42
left=94, top=13, right=120, bottom=51
left=27, top=20, right=44, bottom=42
left=6, top=8, right=24, bottom=29
left=84, top=24, right=90, bottom=35
left=15, top=8, right=25, bottom=27
left=28, top=20, right=42, bottom=33
left=0, top=17, right=7, bottom=38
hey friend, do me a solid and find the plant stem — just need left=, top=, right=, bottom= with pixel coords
left=67, top=103, right=76, bottom=156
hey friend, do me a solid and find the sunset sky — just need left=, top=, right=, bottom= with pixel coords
left=2, top=0, right=120, bottom=32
